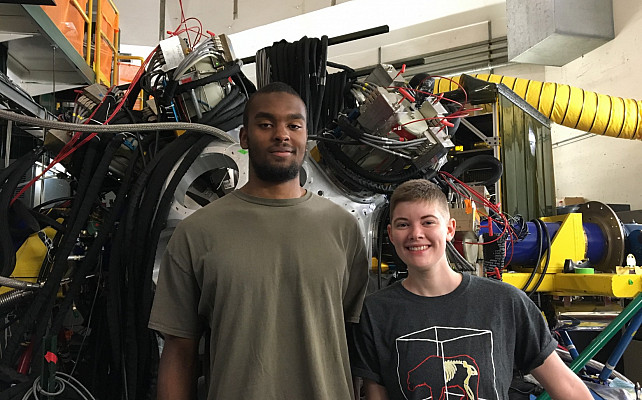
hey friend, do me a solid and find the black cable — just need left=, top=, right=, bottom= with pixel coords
left=122, top=132, right=204, bottom=399
left=308, top=135, right=360, bottom=145
left=521, top=219, right=543, bottom=292
left=326, top=61, right=354, bottom=73
left=174, top=63, right=241, bottom=95
left=134, top=135, right=213, bottom=400
left=32, top=196, right=74, bottom=211
left=0, top=147, right=46, bottom=277
left=313, top=35, right=328, bottom=136
left=528, top=219, right=551, bottom=297
left=27, top=208, right=66, bottom=232
left=446, top=241, right=476, bottom=272
left=449, top=154, right=503, bottom=186
left=197, top=85, right=243, bottom=124
left=49, top=141, right=138, bottom=338
left=376, top=204, right=389, bottom=290
left=1, top=135, right=124, bottom=369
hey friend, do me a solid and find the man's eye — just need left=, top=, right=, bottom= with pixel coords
left=395, top=223, right=408, bottom=228
left=289, top=124, right=302, bottom=130
left=258, top=123, right=272, bottom=128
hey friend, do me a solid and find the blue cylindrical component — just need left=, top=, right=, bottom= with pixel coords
left=598, top=309, right=642, bottom=382
left=624, top=224, right=642, bottom=264
left=479, top=220, right=608, bottom=266
left=559, top=331, right=580, bottom=360
left=584, top=223, right=607, bottom=265
left=480, top=221, right=558, bottom=265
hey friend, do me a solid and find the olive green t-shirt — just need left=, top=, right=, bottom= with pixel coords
left=149, top=190, right=368, bottom=399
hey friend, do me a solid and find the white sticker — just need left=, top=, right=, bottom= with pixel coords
left=159, top=36, right=185, bottom=72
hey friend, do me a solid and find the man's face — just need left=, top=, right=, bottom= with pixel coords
left=387, top=200, right=455, bottom=272
left=240, top=92, right=307, bottom=183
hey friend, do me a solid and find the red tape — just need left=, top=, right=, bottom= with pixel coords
left=44, top=351, right=58, bottom=364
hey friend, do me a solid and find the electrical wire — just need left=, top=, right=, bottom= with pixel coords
left=21, top=372, right=96, bottom=400
left=69, top=268, right=102, bottom=378
left=521, top=219, right=544, bottom=292
left=528, top=219, right=551, bottom=297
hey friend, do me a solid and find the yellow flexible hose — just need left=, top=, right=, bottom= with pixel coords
left=435, top=74, right=641, bottom=140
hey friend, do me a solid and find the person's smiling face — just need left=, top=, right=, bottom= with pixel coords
left=387, top=199, right=455, bottom=273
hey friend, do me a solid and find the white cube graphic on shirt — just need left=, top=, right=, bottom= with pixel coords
left=395, top=326, right=499, bottom=400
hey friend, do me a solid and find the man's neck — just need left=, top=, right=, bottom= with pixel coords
left=402, top=263, right=462, bottom=297
left=239, top=179, right=306, bottom=199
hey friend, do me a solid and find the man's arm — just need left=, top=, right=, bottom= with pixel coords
left=363, top=378, right=389, bottom=400
left=530, top=351, right=593, bottom=400
left=157, top=334, right=199, bottom=400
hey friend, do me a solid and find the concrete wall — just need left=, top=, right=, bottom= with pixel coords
left=544, top=0, right=642, bottom=210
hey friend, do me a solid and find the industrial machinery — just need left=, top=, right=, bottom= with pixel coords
left=1, top=26, right=642, bottom=400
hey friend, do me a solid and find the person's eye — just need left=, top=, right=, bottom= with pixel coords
left=258, top=123, right=272, bottom=128
left=289, top=124, right=303, bottom=130
left=395, top=222, right=408, bottom=228
left=423, top=220, right=435, bottom=226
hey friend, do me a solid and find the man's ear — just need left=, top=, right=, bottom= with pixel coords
left=239, top=127, right=249, bottom=149
left=387, top=224, right=394, bottom=246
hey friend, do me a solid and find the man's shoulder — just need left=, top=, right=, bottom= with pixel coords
left=307, top=193, right=359, bottom=222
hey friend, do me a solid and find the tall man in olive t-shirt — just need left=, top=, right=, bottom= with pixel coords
left=149, top=82, right=369, bottom=399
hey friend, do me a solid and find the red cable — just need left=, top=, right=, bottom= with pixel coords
left=11, top=46, right=158, bottom=205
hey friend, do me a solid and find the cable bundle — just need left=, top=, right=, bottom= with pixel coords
left=141, top=37, right=253, bottom=132
left=255, top=36, right=328, bottom=135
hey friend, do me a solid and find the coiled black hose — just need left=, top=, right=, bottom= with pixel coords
left=449, top=154, right=503, bottom=186
left=1, top=135, right=124, bottom=369
left=0, top=147, right=46, bottom=277
left=527, top=219, right=551, bottom=297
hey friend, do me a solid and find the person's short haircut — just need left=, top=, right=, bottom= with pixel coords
left=242, top=82, right=306, bottom=127
left=389, top=179, right=450, bottom=219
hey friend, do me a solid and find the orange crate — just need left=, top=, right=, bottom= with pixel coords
left=41, top=0, right=88, bottom=57
left=118, top=61, right=143, bottom=109
left=95, top=0, right=119, bottom=84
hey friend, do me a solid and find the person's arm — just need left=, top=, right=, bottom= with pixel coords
left=530, top=351, right=593, bottom=400
left=363, top=378, right=389, bottom=400
left=157, top=334, right=199, bottom=400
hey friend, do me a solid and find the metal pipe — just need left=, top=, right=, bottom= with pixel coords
left=240, top=25, right=390, bottom=65
left=0, top=289, right=35, bottom=310
left=598, top=309, right=642, bottom=382
left=0, top=109, right=233, bottom=143
left=559, top=330, right=580, bottom=359
left=0, top=276, right=41, bottom=290
left=4, top=120, right=11, bottom=168
left=536, top=293, right=642, bottom=400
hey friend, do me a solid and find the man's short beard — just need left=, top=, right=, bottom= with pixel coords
left=250, top=157, right=301, bottom=183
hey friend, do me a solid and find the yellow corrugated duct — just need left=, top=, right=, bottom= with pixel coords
left=435, top=74, right=641, bottom=140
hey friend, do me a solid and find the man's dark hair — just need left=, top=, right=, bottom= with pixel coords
left=243, top=82, right=305, bottom=127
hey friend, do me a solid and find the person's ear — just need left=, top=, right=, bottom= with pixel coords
left=387, top=224, right=394, bottom=246
left=446, top=218, right=456, bottom=241
left=239, top=127, right=249, bottom=149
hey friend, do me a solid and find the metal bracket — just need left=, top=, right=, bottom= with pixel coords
left=460, top=118, right=499, bottom=147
